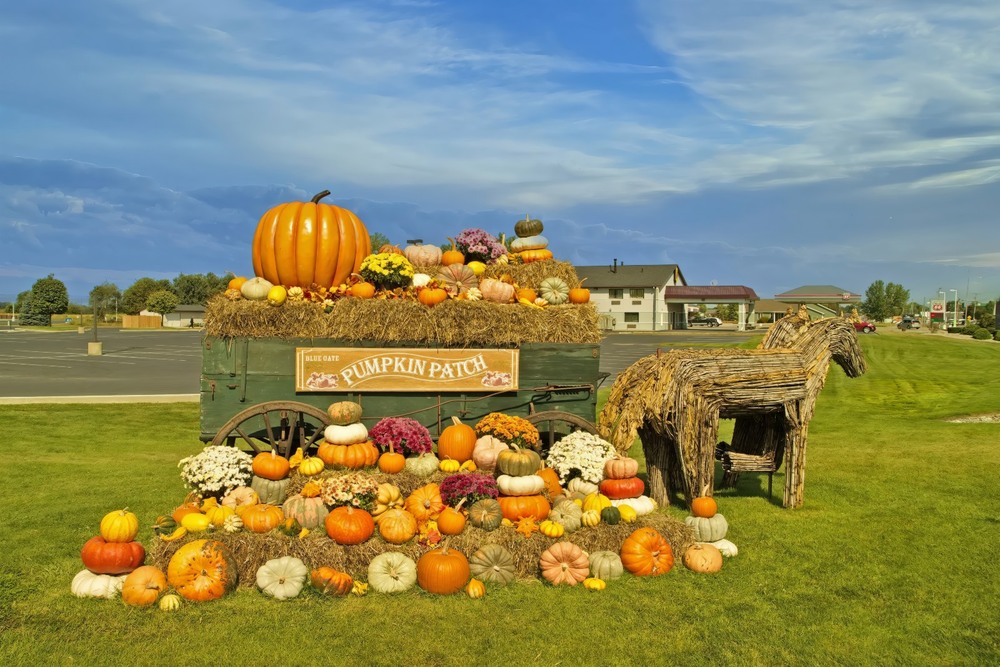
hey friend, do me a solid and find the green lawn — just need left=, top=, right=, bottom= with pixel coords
left=1, top=333, right=998, bottom=666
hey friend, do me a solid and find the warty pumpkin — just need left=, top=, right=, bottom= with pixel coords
left=683, top=543, right=724, bottom=574
left=539, top=541, right=589, bottom=586
left=167, top=539, right=239, bottom=601
left=251, top=190, right=372, bottom=289
left=404, top=242, right=442, bottom=267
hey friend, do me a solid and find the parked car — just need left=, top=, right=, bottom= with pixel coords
left=689, top=316, right=722, bottom=327
left=898, top=316, right=921, bottom=330
left=853, top=321, right=876, bottom=334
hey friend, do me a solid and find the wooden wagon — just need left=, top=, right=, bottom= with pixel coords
left=199, top=335, right=604, bottom=456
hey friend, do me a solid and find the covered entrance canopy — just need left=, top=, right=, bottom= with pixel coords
left=662, top=285, right=760, bottom=331
left=773, top=285, right=861, bottom=320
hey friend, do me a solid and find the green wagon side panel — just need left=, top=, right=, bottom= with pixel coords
left=200, top=336, right=601, bottom=442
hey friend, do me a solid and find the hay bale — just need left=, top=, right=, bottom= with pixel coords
left=149, top=511, right=693, bottom=586
left=204, top=292, right=600, bottom=344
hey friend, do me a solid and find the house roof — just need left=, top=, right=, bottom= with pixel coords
left=774, top=285, right=861, bottom=302
left=662, top=285, right=760, bottom=302
left=755, top=298, right=796, bottom=313
left=575, top=263, right=685, bottom=288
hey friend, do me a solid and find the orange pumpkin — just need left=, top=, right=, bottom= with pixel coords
left=568, top=278, right=590, bottom=304
left=318, top=441, right=379, bottom=469
left=418, top=286, right=448, bottom=306
left=325, top=506, right=375, bottom=545
left=599, top=477, right=645, bottom=500
left=166, top=539, right=238, bottom=601
left=240, top=504, right=284, bottom=533
left=518, top=248, right=553, bottom=263
left=378, top=445, right=406, bottom=474
left=417, top=540, right=470, bottom=594
left=405, top=483, right=444, bottom=523
left=437, top=499, right=467, bottom=536
left=603, top=454, right=639, bottom=480
left=121, top=565, right=168, bottom=607
left=437, top=416, right=477, bottom=463
left=441, top=237, right=465, bottom=266
left=379, top=243, right=404, bottom=255
left=516, top=287, right=537, bottom=303
left=497, top=494, right=550, bottom=521
left=690, top=496, right=718, bottom=518
left=536, top=465, right=563, bottom=498
left=378, top=507, right=418, bottom=544
left=171, top=501, right=202, bottom=524
left=349, top=281, right=376, bottom=298
left=683, top=543, right=723, bottom=573
left=539, top=541, right=590, bottom=586
left=252, top=450, right=290, bottom=481
left=227, top=276, right=248, bottom=291
left=620, top=527, right=674, bottom=576
left=311, top=566, right=354, bottom=595
left=251, top=190, right=372, bottom=289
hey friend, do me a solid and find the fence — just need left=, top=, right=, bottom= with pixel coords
left=122, top=315, right=162, bottom=329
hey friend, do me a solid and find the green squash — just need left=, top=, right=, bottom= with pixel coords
left=600, top=506, right=621, bottom=525
left=281, top=494, right=329, bottom=529
left=548, top=498, right=582, bottom=532
left=468, top=498, right=504, bottom=531
left=589, top=550, right=624, bottom=581
left=514, top=215, right=544, bottom=238
left=469, top=544, right=517, bottom=587
left=538, top=277, right=570, bottom=305
left=685, top=513, right=729, bottom=542
left=250, top=475, right=290, bottom=505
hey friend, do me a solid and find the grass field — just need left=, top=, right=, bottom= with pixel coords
left=1, top=332, right=998, bottom=666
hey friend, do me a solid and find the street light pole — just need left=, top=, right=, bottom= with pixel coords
left=948, top=289, right=959, bottom=327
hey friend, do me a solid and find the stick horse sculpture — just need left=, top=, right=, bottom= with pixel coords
left=597, top=311, right=867, bottom=508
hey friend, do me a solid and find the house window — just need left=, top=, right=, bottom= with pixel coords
left=609, top=288, right=624, bottom=299
left=629, top=288, right=644, bottom=299
left=624, top=312, right=639, bottom=323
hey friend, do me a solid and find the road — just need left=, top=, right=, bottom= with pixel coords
left=0, top=327, right=756, bottom=403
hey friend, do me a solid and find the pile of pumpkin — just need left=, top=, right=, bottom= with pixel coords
left=72, top=404, right=734, bottom=607
left=225, top=192, right=590, bottom=310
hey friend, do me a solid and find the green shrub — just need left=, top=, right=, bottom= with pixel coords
left=961, top=324, right=979, bottom=335
left=972, top=328, right=992, bottom=340
left=994, top=330, right=1000, bottom=341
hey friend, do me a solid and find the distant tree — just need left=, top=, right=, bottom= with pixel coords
left=90, top=283, right=122, bottom=322
left=122, top=277, right=173, bottom=315
left=861, top=280, right=890, bottom=322
left=20, top=274, right=69, bottom=326
left=369, top=232, right=390, bottom=250
left=885, top=282, right=910, bottom=317
left=717, top=304, right=738, bottom=321
left=14, top=290, right=30, bottom=316
left=173, top=274, right=210, bottom=305
left=205, top=272, right=234, bottom=298
left=146, top=290, right=179, bottom=325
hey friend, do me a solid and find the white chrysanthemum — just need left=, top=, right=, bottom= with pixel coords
left=545, top=431, right=616, bottom=484
left=179, top=445, right=253, bottom=495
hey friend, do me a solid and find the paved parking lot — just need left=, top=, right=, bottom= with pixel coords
left=0, top=327, right=755, bottom=403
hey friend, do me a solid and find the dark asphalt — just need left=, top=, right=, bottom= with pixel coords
left=0, top=327, right=756, bottom=402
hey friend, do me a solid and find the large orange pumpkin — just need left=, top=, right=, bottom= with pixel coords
left=497, top=494, right=550, bottom=521
left=416, top=540, right=470, bottom=594
left=121, top=565, right=168, bottom=607
left=251, top=190, right=372, bottom=289
left=325, top=506, right=375, bottom=545
left=437, top=416, right=477, bottom=463
left=80, top=536, right=145, bottom=575
left=620, top=527, right=674, bottom=576
left=167, top=539, right=239, bottom=601
left=318, top=441, right=379, bottom=469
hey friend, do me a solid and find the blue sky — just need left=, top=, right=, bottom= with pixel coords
left=2, top=0, right=999, bottom=307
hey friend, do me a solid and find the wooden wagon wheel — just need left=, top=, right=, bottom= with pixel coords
left=210, top=401, right=330, bottom=458
left=526, top=410, right=598, bottom=455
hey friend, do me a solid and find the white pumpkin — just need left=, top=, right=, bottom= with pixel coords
left=588, top=550, right=624, bottom=581
left=567, top=478, right=599, bottom=496
left=472, top=435, right=509, bottom=471
left=685, top=513, right=729, bottom=542
left=240, top=276, right=274, bottom=300
left=70, top=569, right=127, bottom=599
left=496, top=474, right=546, bottom=497
left=323, top=422, right=368, bottom=445
left=411, top=273, right=432, bottom=288
left=368, top=552, right=418, bottom=594
left=404, top=453, right=440, bottom=478
left=710, top=539, right=738, bottom=558
left=611, top=495, right=657, bottom=516
left=256, top=556, right=309, bottom=600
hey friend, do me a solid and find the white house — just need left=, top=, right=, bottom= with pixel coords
left=576, top=261, right=688, bottom=331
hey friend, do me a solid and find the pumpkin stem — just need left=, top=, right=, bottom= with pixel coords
left=447, top=236, right=457, bottom=251
left=439, top=537, right=451, bottom=555
left=453, top=497, right=467, bottom=512
left=311, top=190, right=332, bottom=204
left=450, top=416, right=463, bottom=427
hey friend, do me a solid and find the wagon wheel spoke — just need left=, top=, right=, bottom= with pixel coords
left=525, top=410, right=598, bottom=456
left=211, top=401, right=331, bottom=458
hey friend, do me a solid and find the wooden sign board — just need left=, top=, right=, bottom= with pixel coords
left=295, top=347, right=519, bottom=392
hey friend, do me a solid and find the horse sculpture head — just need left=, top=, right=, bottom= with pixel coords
left=760, top=314, right=867, bottom=378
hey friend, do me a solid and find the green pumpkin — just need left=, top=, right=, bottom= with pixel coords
left=404, top=453, right=439, bottom=478
left=514, top=215, right=544, bottom=238
left=548, top=499, right=582, bottom=532
left=469, top=544, right=517, bottom=586
left=468, top=498, right=504, bottom=531
left=327, top=401, right=362, bottom=426
left=589, top=550, right=624, bottom=581
left=251, top=475, right=290, bottom=505
left=685, top=513, right=729, bottom=541
left=538, top=277, right=570, bottom=305
left=600, top=506, right=621, bottom=525
left=495, top=445, right=541, bottom=477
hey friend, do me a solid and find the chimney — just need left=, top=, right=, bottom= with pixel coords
left=611, top=258, right=618, bottom=273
